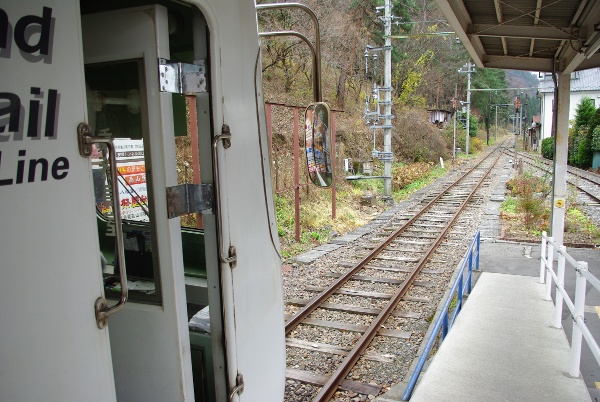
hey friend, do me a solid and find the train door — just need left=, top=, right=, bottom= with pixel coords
left=0, top=1, right=117, bottom=400
left=82, top=5, right=195, bottom=400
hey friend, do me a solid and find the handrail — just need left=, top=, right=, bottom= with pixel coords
left=540, top=232, right=599, bottom=377
left=77, top=122, right=128, bottom=329
left=401, top=231, right=480, bottom=400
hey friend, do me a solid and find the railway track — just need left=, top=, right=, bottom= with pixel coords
left=284, top=142, right=508, bottom=401
left=513, top=151, right=600, bottom=205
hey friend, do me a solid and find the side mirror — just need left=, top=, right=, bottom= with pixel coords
left=304, top=102, right=332, bottom=187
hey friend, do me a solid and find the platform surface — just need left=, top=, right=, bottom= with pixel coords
left=410, top=271, right=591, bottom=402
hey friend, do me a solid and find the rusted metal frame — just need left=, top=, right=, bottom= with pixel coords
left=331, top=112, right=337, bottom=219
left=313, top=150, right=504, bottom=402
left=284, top=149, right=498, bottom=335
left=294, top=107, right=301, bottom=242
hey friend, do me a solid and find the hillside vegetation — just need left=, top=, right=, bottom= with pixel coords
left=257, top=0, right=515, bottom=257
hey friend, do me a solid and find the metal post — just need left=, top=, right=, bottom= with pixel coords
left=519, top=92, right=523, bottom=143
left=545, top=238, right=554, bottom=301
left=453, top=84, right=457, bottom=164
left=458, top=275, right=463, bottom=314
left=540, top=231, right=547, bottom=283
left=465, top=62, right=472, bottom=155
left=486, top=92, right=491, bottom=145
left=553, top=245, right=567, bottom=329
left=495, top=104, right=498, bottom=140
left=293, top=107, right=300, bottom=242
left=382, top=0, right=393, bottom=199
left=514, top=97, right=519, bottom=163
left=475, top=231, right=480, bottom=272
left=331, top=112, right=337, bottom=219
left=442, top=312, right=448, bottom=339
left=569, top=262, right=588, bottom=377
left=467, top=246, right=473, bottom=293
left=550, top=73, right=570, bottom=249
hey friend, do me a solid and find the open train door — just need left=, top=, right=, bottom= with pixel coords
left=0, top=1, right=117, bottom=400
left=81, top=5, right=194, bottom=401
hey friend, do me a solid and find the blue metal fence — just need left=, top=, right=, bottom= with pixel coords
left=401, top=230, right=480, bottom=400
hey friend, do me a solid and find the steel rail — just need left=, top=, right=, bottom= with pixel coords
left=285, top=148, right=496, bottom=335
left=513, top=150, right=600, bottom=204
left=312, top=149, right=504, bottom=401
left=517, top=150, right=600, bottom=185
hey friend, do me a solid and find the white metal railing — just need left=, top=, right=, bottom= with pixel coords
left=540, top=231, right=600, bottom=377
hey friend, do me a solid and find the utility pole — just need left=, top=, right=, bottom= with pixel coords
left=458, top=61, right=474, bottom=154
left=453, top=84, right=457, bottom=164
left=363, top=1, right=394, bottom=201
left=486, top=91, right=492, bottom=145
left=382, top=0, right=393, bottom=200
left=495, top=104, right=498, bottom=140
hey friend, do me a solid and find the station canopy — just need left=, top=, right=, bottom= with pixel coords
left=435, top=0, right=600, bottom=73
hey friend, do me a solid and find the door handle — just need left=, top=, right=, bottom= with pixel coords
left=78, top=123, right=128, bottom=329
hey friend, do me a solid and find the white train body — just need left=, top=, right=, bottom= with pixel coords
left=0, top=1, right=287, bottom=400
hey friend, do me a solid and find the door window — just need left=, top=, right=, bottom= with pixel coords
left=86, top=59, right=162, bottom=304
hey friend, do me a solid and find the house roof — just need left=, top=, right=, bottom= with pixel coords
left=434, top=0, right=600, bottom=73
left=538, top=67, right=600, bottom=92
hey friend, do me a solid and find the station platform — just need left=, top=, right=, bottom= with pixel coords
left=406, top=242, right=595, bottom=402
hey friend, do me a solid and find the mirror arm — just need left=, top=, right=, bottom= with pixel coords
left=258, top=31, right=320, bottom=102
left=256, top=2, right=322, bottom=102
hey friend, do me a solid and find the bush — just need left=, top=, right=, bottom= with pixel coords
left=591, top=126, right=600, bottom=152
left=468, top=115, right=479, bottom=138
left=576, top=136, right=592, bottom=167
left=470, top=137, right=485, bottom=153
left=506, top=172, right=549, bottom=230
left=392, top=162, right=431, bottom=190
left=541, top=137, right=554, bottom=159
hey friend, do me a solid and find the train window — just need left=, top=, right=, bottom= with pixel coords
left=86, top=59, right=162, bottom=304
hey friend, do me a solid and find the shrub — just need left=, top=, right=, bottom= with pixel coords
left=575, top=136, right=592, bottom=168
left=506, top=172, right=549, bottom=230
left=591, top=126, right=600, bottom=152
left=470, top=137, right=485, bottom=153
left=541, top=137, right=554, bottom=159
left=392, top=162, right=431, bottom=190
left=468, top=115, right=479, bottom=138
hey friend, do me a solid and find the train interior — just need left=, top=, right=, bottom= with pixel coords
left=82, top=1, right=216, bottom=400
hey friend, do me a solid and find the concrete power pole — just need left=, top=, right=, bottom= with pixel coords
left=382, top=0, right=393, bottom=200
left=458, top=61, right=474, bottom=155
left=465, top=61, right=472, bottom=155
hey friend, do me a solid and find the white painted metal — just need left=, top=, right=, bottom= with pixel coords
left=82, top=6, right=193, bottom=400
left=187, top=1, right=286, bottom=400
left=1, top=1, right=286, bottom=400
left=539, top=236, right=600, bottom=378
left=553, top=245, right=567, bottom=329
left=550, top=73, right=570, bottom=250
left=545, top=240, right=554, bottom=301
left=570, top=263, right=586, bottom=377
left=0, top=1, right=116, bottom=400
left=539, top=231, right=548, bottom=283
left=383, top=0, right=392, bottom=198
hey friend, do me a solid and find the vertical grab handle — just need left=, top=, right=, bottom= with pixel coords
left=78, top=123, right=128, bottom=329
left=212, top=125, right=237, bottom=268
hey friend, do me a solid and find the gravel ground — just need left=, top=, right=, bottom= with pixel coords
left=282, top=148, right=600, bottom=401
left=283, top=150, right=512, bottom=402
